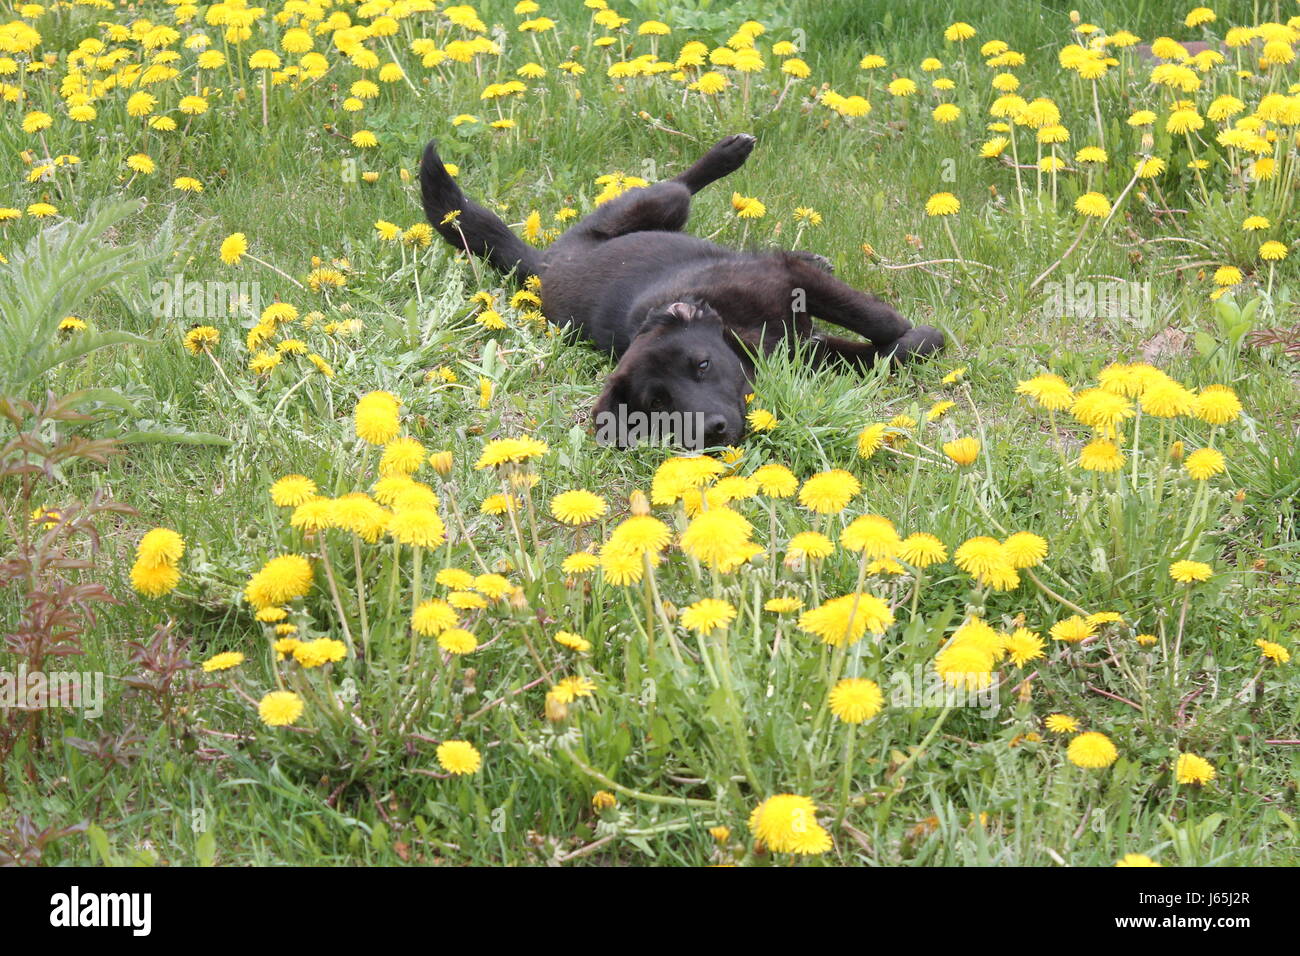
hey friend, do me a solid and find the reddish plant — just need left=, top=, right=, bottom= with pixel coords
left=0, top=393, right=133, bottom=782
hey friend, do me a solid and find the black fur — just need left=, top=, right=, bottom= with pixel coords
left=419, top=134, right=944, bottom=449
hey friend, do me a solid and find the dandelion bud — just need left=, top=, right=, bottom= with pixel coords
left=1018, top=678, right=1033, bottom=705
left=592, top=790, right=617, bottom=811
left=1140, top=133, right=1154, bottom=151
left=661, top=600, right=677, bottom=622
left=429, top=450, right=453, bottom=476
left=629, top=489, right=650, bottom=516
left=399, top=167, right=411, bottom=182
left=508, top=588, right=529, bottom=612
left=510, top=470, right=540, bottom=490
left=1169, top=440, right=1184, bottom=462
left=1234, top=489, right=1246, bottom=503
left=1069, top=9, right=1080, bottom=23
left=544, top=690, right=568, bottom=723
left=709, top=826, right=731, bottom=843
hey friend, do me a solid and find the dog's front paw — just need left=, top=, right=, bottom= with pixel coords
left=894, top=324, right=945, bottom=359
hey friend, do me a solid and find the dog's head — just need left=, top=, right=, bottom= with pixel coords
left=592, top=299, right=750, bottom=450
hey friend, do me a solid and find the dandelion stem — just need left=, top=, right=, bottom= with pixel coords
left=644, top=553, right=683, bottom=664
left=271, top=372, right=313, bottom=417
left=714, top=621, right=761, bottom=794
left=407, top=546, right=423, bottom=668
left=1171, top=585, right=1193, bottom=686
left=246, top=253, right=306, bottom=290
left=203, top=349, right=240, bottom=395
left=1091, top=79, right=1105, bottom=150
left=810, top=552, right=871, bottom=745
left=352, top=536, right=371, bottom=665
left=559, top=745, right=716, bottom=809
left=641, top=568, right=656, bottom=662
left=318, top=537, right=357, bottom=661
left=835, top=724, right=858, bottom=830
left=890, top=704, right=954, bottom=787
left=1130, top=408, right=1143, bottom=491
left=444, top=489, right=492, bottom=574
left=1025, top=567, right=1089, bottom=616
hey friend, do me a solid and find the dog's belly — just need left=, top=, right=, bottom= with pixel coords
left=542, top=232, right=736, bottom=353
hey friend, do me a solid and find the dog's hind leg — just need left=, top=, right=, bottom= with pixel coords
left=561, top=180, right=694, bottom=242
left=673, top=133, right=756, bottom=194
left=789, top=250, right=834, bottom=274
left=550, top=134, right=754, bottom=247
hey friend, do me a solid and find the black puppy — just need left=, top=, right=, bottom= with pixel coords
left=419, top=133, right=944, bottom=448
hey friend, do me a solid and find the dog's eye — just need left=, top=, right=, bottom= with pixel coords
left=648, top=394, right=667, bottom=411
left=696, top=359, right=710, bottom=372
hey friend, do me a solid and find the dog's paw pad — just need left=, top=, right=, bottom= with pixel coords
left=710, top=134, right=757, bottom=167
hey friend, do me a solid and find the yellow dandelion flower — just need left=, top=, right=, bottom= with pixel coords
left=829, top=678, right=884, bottom=723
left=258, top=690, right=304, bottom=727
left=436, top=740, right=482, bottom=775
left=1067, top=731, right=1118, bottom=768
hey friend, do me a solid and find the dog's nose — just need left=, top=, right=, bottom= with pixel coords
left=704, top=414, right=729, bottom=443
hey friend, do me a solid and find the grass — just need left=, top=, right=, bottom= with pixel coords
left=1, top=0, right=1299, bottom=866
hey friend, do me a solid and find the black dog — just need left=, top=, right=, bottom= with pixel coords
left=419, top=133, right=944, bottom=448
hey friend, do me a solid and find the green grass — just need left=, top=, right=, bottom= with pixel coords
left=2, top=0, right=1299, bottom=866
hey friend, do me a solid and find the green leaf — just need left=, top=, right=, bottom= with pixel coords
left=85, top=823, right=114, bottom=866
left=1193, top=330, right=1217, bottom=358
left=0, top=198, right=171, bottom=396
left=63, top=387, right=140, bottom=413
left=196, top=830, right=216, bottom=867
left=1241, top=296, right=1260, bottom=326
left=24, top=331, right=156, bottom=386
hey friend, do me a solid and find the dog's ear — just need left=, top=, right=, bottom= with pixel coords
left=665, top=301, right=696, bottom=323
left=644, top=298, right=716, bottom=332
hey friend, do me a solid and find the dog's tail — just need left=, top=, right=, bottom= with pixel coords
left=419, top=140, right=545, bottom=281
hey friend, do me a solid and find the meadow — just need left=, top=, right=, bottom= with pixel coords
left=1, top=0, right=1298, bottom=866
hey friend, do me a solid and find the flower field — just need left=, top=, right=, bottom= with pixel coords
left=2, top=0, right=1299, bottom=867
